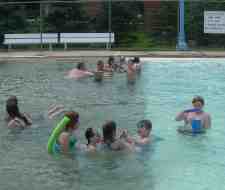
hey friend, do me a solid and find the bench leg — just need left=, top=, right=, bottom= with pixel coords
left=8, top=44, right=12, bottom=51
left=64, top=43, right=67, bottom=50
left=49, top=44, right=53, bottom=51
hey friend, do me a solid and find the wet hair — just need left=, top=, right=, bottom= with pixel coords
left=137, top=120, right=152, bottom=131
left=77, top=62, right=85, bottom=70
left=108, top=56, right=114, bottom=65
left=6, top=97, right=30, bottom=125
left=85, top=128, right=95, bottom=145
left=192, top=96, right=204, bottom=106
left=7, top=95, right=18, bottom=105
left=64, top=111, right=79, bottom=130
left=133, top=57, right=140, bottom=63
left=102, top=120, right=116, bottom=144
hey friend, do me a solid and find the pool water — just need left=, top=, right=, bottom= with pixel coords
left=0, top=58, right=225, bottom=190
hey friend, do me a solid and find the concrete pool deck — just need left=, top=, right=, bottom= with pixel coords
left=0, top=50, right=225, bottom=61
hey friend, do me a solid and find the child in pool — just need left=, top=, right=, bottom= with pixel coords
left=57, top=111, right=80, bottom=153
left=85, top=128, right=101, bottom=152
left=134, top=120, right=152, bottom=145
left=175, top=96, right=211, bottom=132
left=5, top=96, right=32, bottom=129
left=102, top=120, right=134, bottom=151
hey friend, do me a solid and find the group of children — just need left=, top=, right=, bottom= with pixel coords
left=4, top=61, right=211, bottom=154
left=66, top=56, right=142, bottom=82
left=4, top=96, right=152, bottom=154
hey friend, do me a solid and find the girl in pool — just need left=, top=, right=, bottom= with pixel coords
left=102, top=120, right=133, bottom=151
left=56, top=111, right=80, bottom=153
left=175, top=96, right=211, bottom=132
left=85, top=128, right=101, bottom=152
left=5, top=96, right=32, bottom=129
left=67, top=62, right=93, bottom=79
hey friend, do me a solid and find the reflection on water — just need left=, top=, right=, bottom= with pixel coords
left=0, top=58, right=225, bottom=190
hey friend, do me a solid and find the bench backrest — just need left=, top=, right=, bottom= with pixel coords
left=60, top=33, right=115, bottom=43
left=4, top=33, right=58, bottom=44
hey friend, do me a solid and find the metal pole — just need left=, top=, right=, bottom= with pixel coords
left=40, top=2, right=43, bottom=49
left=108, top=0, right=112, bottom=49
left=176, top=0, right=189, bottom=51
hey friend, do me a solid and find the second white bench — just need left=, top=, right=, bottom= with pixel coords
left=60, top=33, right=115, bottom=49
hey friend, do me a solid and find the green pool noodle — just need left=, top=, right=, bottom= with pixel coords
left=47, top=116, right=70, bottom=154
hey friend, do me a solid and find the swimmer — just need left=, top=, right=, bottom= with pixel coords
left=56, top=111, right=80, bottom=153
left=94, top=60, right=113, bottom=81
left=67, top=62, right=93, bottom=79
left=104, top=56, right=114, bottom=72
left=5, top=96, right=32, bottom=129
left=116, top=56, right=126, bottom=73
left=85, top=128, right=101, bottom=152
left=133, top=56, right=142, bottom=73
left=94, top=60, right=104, bottom=82
left=134, top=120, right=152, bottom=145
left=175, top=96, right=211, bottom=132
left=127, top=59, right=137, bottom=83
left=102, top=120, right=133, bottom=151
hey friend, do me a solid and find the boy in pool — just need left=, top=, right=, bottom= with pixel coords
left=175, top=96, right=211, bottom=133
left=134, top=120, right=152, bottom=145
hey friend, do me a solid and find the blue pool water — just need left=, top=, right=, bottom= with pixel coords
left=0, top=58, right=225, bottom=190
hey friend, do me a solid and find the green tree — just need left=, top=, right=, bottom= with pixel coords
left=44, top=3, right=88, bottom=32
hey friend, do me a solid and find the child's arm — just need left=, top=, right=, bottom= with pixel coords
left=58, top=133, right=70, bottom=153
left=134, top=137, right=150, bottom=145
left=175, top=111, right=187, bottom=121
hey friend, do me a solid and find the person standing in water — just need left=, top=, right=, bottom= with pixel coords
left=175, top=96, right=211, bottom=133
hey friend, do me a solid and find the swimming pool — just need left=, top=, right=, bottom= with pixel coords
left=0, top=58, right=225, bottom=190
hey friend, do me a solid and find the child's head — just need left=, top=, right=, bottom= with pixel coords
left=192, top=96, right=204, bottom=109
left=97, top=60, right=104, bottom=71
left=85, top=128, right=100, bottom=145
left=64, top=111, right=79, bottom=131
left=102, top=120, right=116, bottom=144
left=77, top=62, right=86, bottom=70
left=108, top=56, right=114, bottom=65
left=6, top=96, right=19, bottom=118
left=6, top=96, right=18, bottom=105
left=137, top=120, right=152, bottom=138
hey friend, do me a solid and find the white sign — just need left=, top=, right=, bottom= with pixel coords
left=204, top=11, right=225, bottom=34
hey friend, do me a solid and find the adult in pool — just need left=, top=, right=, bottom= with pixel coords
left=5, top=96, right=32, bottom=129
left=67, top=62, right=93, bottom=79
left=175, top=96, right=211, bottom=133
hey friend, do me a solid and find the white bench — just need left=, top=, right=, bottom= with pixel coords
left=4, top=33, right=58, bottom=50
left=60, top=33, right=115, bottom=49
